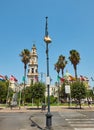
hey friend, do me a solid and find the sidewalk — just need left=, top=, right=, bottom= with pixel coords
left=30, top=109, right=73, bottom=130
left=0, top=105, right=94, bottom=112
left=29, top=106, right=94, bottom=130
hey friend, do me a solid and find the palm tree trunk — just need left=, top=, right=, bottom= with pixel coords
left=74, top=66, right=77, bottom=79
left=61, top=69, right=64, bottom=77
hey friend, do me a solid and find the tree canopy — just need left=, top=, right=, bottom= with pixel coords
left=55, top=55, right=67, bottom=77
left=71, top=80, right=87, bottom=108
left=69, top=50, right=80, bottom=79
left=30, top=82, right=46, bottom=107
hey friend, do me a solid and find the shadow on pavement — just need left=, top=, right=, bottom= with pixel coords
left=27, top=107, right=42, bottom=110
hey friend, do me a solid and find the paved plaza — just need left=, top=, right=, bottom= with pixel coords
left=0, top=105, right=94, bottom=130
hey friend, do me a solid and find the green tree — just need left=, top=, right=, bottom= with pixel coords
left=0, top=81, right=13, bottom=103
left=71, top=80, right=86, bottom=108
left=58, top=55, right=67, bottom=77
left=19, top=49, right=31, bottom=104
left=54, top=55, right=67, bottom=103
left=0, top=81, right=7, bottom=103
left=30, top=82, right=46, bottom=108
left=24, top=86, right=32, bottom=103
left=54, top=61, right=61, bottom=103
left=50, top=95, right=57, bottom=104
left=86, top=89, right=93, bottom=100
left=69, top=50, right=80, bottom=79
left=19, top=49, right=31, bottom=80
left=60, top=81, right=68, bottom=101
left=55, top=55, right=67, bottom=77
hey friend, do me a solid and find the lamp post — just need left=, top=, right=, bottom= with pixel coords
left=44, top=17, right=52, bottom=129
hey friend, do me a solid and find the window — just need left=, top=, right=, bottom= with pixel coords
left=31, top=68, right=34, bottom=73
left=36, top=69, right=37, bottom=73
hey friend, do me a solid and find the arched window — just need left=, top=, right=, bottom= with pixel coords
left=31, top=68, right=34, bottom=73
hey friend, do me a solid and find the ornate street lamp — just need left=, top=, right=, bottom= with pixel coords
left=44, top=17, right=52, bottom=129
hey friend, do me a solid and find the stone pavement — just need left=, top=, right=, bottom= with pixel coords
left=0, top=105, right=94, bottom=130
left=29, top=106, right=94, bottom=130
left=30, top=110, right=73, bottom=130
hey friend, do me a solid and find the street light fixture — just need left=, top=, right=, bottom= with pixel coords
left=44, top=16, right=52, bottom=129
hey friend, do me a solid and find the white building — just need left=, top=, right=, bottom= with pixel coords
left=27, top=44, right=38, bottom=85
left=45, top=84, right=58, bottom=98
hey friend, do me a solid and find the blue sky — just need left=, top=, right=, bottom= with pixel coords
left=0, top=0, right=94, bottom=87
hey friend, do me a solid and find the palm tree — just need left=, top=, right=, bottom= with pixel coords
left=19, top=49, right=31, bottom=105
left=54, top=55, right=67, bottom=104
left=54, top=61, right=60, bottom=104
left=58, top=55, right=67, bottom=77
left=69, top=50, right=80, bottom=79
left=55, top=55, right=67, bottom=77
left=54, top=61, right=60, bottom=76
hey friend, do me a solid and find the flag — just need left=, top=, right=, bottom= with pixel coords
left=60, top=77, right=65, bottom=82
left=22, top=76, right=25, bottom=82
left=57, top=75, right=60, bottom=81
left=0, top=75, right=6, bottom=81
left=57, top=75, right=65, bottom=82
left=68, top=75, right=76, bottom=81
left=80, top=75, right=85, bottom=81
left=10, top=75, right=18, bottom=82
left=5, top=75, right=8, bottom=80
left=80, top=75, right=89, bottom=81
left=84, top=76, right=89, bottom=81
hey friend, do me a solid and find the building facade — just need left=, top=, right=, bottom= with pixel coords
left=27, top=44, right=38, bottom=85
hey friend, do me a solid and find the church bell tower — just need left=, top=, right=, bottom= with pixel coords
left=27, top=44, right=38, bottom=85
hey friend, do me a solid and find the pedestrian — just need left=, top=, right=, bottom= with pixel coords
left=7, top=98, right=10, bottom=106
left=87, top=100, right=91, bottom=108
left=41, top=102, right=46, bottom=112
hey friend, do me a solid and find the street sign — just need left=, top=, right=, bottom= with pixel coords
left=65, top=85, right=70, bottom=94
left=46, top=76, right=50, bottom=85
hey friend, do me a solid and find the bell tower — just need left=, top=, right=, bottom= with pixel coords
left=27, top=44, right=38, bottom=85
